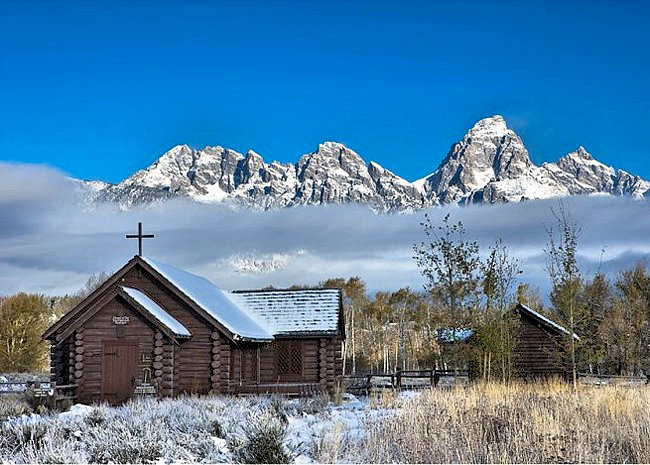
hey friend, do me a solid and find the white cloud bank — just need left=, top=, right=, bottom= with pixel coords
left=1, top=162, right=649, bottom=297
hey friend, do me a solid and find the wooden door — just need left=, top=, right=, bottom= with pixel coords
left=101, top=340, right=138, bottom=404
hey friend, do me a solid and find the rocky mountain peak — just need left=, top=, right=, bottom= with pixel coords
left=566, top=146, right=594, bottom=161
left=85, top=116, right=650, bottom=210
left=424, top=115, right=533, bottom=204
left=466, top=115, right=510, bottom=139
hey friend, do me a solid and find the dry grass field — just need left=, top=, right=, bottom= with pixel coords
left=2, top=381, right=650, bottom=463
left=335, top=381, right=650, bottom=464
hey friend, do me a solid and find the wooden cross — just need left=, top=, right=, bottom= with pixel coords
left=126, top=222, right=154, bottom=256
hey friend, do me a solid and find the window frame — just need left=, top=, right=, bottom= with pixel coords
left=276, top=340, right=304, bottom=380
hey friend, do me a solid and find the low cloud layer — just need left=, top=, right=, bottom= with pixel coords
left=1, top=162, right=649, bottom=298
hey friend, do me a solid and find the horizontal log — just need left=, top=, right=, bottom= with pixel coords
left=154, top=355, right=163, bottom=362
left=75, top=362, right=84, bottom=370
left=75, top=339, right=84, bottom=347
left=210, top=375, right=221, bottom=383
left=75, top=331, right=84, bottom=339
left=211, top=360, right=221, bottom=369
left=74, top=370, right=83, bottom=378
left=75, top=354, right=84, bottom=363
left=153, top=361, right=163, bottom=370
left=154, top=369, right=163, bottom=378
left=211, top=331, right=220, bottom=340
left=74, top=346, right=85, bottom=355
left=155, top=332, right=164, bottom=340
left=154, top=347, right=164, bottom=355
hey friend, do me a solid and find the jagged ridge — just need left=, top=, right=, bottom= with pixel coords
left=81, top=116, right=650, bottom=211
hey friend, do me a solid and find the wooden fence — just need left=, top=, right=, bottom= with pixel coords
left=0, top=381, right=77, bottom=408
left=342, top=369, right=468, bottom=394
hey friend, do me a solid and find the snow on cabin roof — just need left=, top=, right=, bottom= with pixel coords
left=140, top=257, right=273, bottom=341
left=231, top=289, right=342, bottom=336
left=518, top=304, right=580, bottom=341
left=121, top=286, right=192, bottom=338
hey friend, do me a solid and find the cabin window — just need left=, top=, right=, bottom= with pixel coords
left=277, top=341, right=302, bottom=376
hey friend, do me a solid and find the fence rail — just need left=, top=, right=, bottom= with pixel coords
left=0, top=381, right=77, bottom=397
left=578, top=372, right=649, bottom=385
left=342, top=369, right=468, bottom=394
left=0, top=381, right=51, bottom=395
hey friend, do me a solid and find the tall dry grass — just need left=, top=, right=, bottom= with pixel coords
left=346, top=381, right=650, bottom=463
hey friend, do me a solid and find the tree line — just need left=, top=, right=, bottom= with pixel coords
left=1, top=203, right=649, bottom=380
left=329, top=204, right=650, bottom=383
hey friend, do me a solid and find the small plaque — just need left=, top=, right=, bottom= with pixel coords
left=32, top=383, right=54, bottom=397
left=112, top=315, right=130, bottom=325
left=134, top=383, right=156, bottom=396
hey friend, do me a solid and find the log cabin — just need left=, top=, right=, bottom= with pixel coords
left=512, top=303, right=580, bottom=379
left=42, top=255, right=345, bottom=404
left=439, top=304, right=580, bottom=379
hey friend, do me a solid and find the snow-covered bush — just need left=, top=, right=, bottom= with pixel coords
left=84, top=406, right=106, bottom=427
left=233, top=409, right=297, bottom=464
left=84, top=415, right=165, bottom=464
left=0, top=418, right=50, bottom=453
left=0, top=392, right=371, bottom=464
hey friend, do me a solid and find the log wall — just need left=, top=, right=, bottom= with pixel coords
left=77, top=297, right=155, bottom=403
left=121, top=265, right=213, bottom=395
left=47, top=259, right=345, bottom=399
left=513, top=314, right=565, bottom=378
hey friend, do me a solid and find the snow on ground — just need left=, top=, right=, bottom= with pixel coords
left=0, top=391, right=421, bottom=464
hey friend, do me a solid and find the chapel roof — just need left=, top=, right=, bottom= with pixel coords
left=121, top=286, right=192, bottom=338
left=141, top=256, right=342, bottom=341
left=141, top=256, right=274, bottom=341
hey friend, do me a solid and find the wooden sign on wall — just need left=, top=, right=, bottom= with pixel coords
left=112, top=315, right=130, bottom=325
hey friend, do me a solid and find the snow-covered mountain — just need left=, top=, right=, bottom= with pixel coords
left=80, top=115, right=650, bottom=211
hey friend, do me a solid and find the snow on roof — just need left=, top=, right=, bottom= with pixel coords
left=141, top=257, right=273, bottom=341
left=518, top=304, right=580, bottom=341
left=121, top=286, right=191, bottom=338
left=232, top=289, right=341, bottom=336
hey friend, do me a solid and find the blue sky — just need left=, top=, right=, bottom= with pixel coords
left=1, top=0, right=649, bottom=183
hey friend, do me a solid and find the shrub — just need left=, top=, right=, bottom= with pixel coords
left=233, top=409, right=296, bottom=464
left=0, top=395, right=32, bottom=420
left=0, top=419, right=50, bottom=453
left=85, top=416, right=164, bottom=463
left=294, top=394, right=329, bottom=415
left=84, top=407, right=106, bottom=427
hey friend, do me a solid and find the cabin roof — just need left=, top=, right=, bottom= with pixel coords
left=141, top=256, right=273, bottom=341
left=44, top=255, right=345, bottom=343
left=232, top=289, right=342, bottom=336
left=120, top=286, right=192, bottom=338
left=516, top=303, right=580, bottom=341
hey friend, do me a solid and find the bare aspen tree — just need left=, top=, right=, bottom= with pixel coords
left=545, top=202, right=584, bottom=388
left=479, top=239, right=521, bottom=382
left=414, top=213, right=481, bottom=369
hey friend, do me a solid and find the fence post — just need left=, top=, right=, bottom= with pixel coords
left=396, top=370, right=402, bottom=389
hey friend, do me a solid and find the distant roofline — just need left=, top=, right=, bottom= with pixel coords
left=516, top=303, right=580, bottom=341
left=232, top=287, right=341, bottom=293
